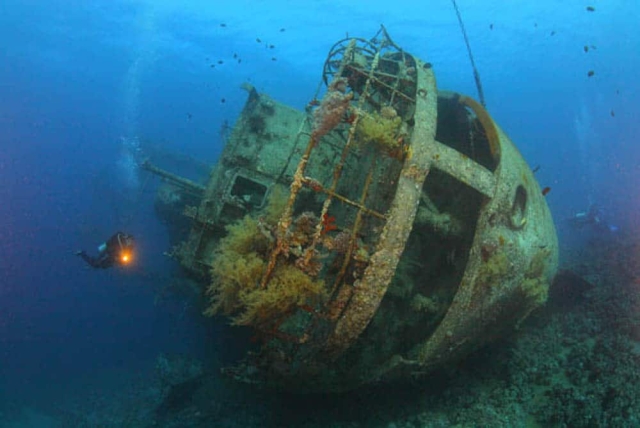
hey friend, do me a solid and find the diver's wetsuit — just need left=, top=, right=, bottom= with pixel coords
left=78, top=232, right=134, bottom=269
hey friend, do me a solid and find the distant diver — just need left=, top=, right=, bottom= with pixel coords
left=567, top=204, right=619, bottom=234
left=76, top=232, right=135, bottom=269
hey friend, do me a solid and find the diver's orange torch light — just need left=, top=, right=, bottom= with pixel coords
left=120, top=250, right=133, bottom=265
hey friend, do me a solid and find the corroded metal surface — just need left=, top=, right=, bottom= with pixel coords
left=324, top=60, right=437, bottom=358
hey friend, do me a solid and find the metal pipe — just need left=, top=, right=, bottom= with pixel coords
left=140, top=159, right=205, bottom=195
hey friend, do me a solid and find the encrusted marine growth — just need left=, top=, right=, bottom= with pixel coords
left=520, top=248, right=552, bottom=306
left=311, top=77, right=353, bottom=141
left=355, top=106, right=405, bottom=156
left=205, top=190, right=328, bottom=327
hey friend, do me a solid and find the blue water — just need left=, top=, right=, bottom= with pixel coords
left=1, top=0, right=638, bottom=426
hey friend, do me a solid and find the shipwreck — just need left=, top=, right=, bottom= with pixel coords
left=144, top=27, right=558, bottom=392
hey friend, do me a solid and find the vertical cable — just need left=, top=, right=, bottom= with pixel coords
left=451, top=0, right=486, bottom=107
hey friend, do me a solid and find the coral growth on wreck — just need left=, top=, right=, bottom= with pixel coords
left=520, top=248, right=552, bottom=306
left=311, top=77, right=353, bottom=140
left=204, top=189, right=328, bottom=327
left=355, top=106, right=405, bottom=156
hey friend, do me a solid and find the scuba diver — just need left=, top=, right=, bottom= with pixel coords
left=76, top=232, right=135, bottom=269
left=567, top=204, right=619, bottom=235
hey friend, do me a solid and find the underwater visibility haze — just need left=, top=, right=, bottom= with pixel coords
left=1, top=0, right=640, bottom=426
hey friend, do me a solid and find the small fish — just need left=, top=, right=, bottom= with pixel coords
left=269, top=44, right=275, bottom=49
left=610, top=110, right=615, bottom=117
left=220, top=23, right=227, bottom=27
left=233, top=53, right=238, bottom=59
left=271, top=57, right=277, bottom=61
left=218, top=60, right=224, bottom=64
left=187, top=113, right=192, bottom=120
left=586, top=6, right=595, bottom=12
left=256, top=38, right=262, bottom=43
left=550, top=30, right=556, bottom=36
left=210, top=64, right=215, bottom=68
left=237, top=58, right=242, bottom=64
left=584, top=45, right=589, bottom=53
left=308, top=99, right=320, bottom=107
left=587, top=70, right=595, bottom=77
left=542, top=187, right=551, bottom=196
left=279, top=28, right=286, bottom=32
left=221, top=98, right=226, bottom=103
left=532, top=165, right=541, bottom=173
left=489, top=23, right=494, bottom=30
